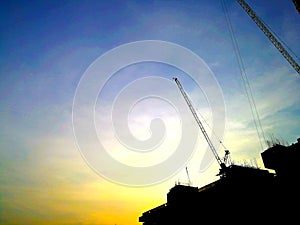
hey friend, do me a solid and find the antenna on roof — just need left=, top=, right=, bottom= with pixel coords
left=186, top=166, right=192, bottom=186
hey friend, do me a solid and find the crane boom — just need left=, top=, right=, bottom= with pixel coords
left=173, top=77, right=226, bottom=170
left=236, top=0, right=300, bottom=75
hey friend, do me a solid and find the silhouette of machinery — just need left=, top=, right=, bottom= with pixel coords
left=139, top=1, right=300, bottom=224
left=139, top=78, right=299, bottom=225
left=237, top=0, right=300, bottom=75
left=173, top=77, right=229, bottom=176
left=139, top=80, right=299, bottom=225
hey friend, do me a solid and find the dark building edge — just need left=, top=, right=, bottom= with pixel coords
left=139, top=137, right=300, bottom=224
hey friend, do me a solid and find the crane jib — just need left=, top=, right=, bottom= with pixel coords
left=173, top=77, right=227, bottom=171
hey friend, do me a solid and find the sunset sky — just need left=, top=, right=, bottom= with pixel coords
left=1, top=0, right=300, bottom=224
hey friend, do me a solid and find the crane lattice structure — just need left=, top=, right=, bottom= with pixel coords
left=173, top=77, right=228, bottom=175
left=236, top=0, right=300, bottom=75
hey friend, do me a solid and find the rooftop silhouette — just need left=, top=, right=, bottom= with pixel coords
left=139, top=137, right=300, bottom=224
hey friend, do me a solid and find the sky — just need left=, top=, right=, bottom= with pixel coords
left=1, top=0, right=300, bottom=224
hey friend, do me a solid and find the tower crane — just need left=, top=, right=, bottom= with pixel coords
left=173, top=77, right=228, bottom=175
left=236, top=0, right=300, bottom=75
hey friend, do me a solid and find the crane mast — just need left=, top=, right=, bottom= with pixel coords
left=173, top=77, right=227, bottom=171
left=236, top=0, right=300, bottom=75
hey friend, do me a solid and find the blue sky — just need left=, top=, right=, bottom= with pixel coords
left=1, top=0, right=300, bottom=224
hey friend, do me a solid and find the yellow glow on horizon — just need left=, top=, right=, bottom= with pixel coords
left=1, top=140, right=169, bottom=225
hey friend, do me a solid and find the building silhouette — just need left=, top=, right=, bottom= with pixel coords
left=139, top=137, right=300, bottom=224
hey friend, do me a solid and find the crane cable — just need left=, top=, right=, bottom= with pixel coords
left=195, top=107, right=227, bottom=150
left=221, top=0, right=267, bottom=151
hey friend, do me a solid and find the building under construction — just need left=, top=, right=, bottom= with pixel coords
left=139, top=137, right=300, bottom=224
left=139, top=1, right=300, bottom=223
left=139, top=77, right=299, bottom=224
